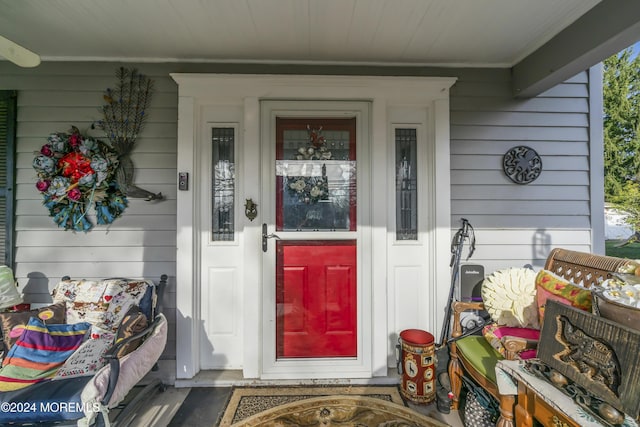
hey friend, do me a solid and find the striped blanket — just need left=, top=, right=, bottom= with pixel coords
left=0, top=317, right=89, bottom=391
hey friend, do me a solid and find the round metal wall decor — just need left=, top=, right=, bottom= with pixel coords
left=502, top=145, right=542, bottom=184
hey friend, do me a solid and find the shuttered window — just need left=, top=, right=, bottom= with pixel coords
left=0, top=92, right=16, bottom=267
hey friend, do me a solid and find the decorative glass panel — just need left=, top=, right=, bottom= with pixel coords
left=395, top=128, right=418, bottom=240
left=212, top=127, right=235, bottom=241
left=276, top=122, right=356, bottom=232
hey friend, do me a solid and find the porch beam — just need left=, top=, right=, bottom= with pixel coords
left=512, top=0, right=640, bottom=98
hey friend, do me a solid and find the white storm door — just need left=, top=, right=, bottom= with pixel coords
left=260, top=101, right=372, bottom=379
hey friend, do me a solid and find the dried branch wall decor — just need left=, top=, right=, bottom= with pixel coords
left=93, top=67, right=163, bottom=201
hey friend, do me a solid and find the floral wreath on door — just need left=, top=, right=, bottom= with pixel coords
left=286, top=126, right=331, bottom=204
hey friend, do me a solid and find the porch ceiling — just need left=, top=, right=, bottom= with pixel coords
left=1, top=0, right=640, bottom=96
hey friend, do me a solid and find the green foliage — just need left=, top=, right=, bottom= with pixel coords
left=605, top=239, right=640, bottom=259
left=604, top=48, right=640, bottom=228
left=610, top=180, right=640, bottom=230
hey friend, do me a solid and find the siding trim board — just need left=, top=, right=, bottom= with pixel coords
left=589, top=63, right=605, bottom=254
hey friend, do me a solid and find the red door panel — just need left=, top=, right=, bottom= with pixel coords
left=276, top=240, right=357, bottom=358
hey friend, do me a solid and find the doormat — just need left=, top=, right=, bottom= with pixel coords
left=218, top=385, right=412, bottom=426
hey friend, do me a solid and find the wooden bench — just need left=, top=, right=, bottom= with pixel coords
left=447, top=248, right=632, bottom=427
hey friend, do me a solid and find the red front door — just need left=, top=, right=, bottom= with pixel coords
left=274, top=118, right=357, bottom=358
left=276, top=240, right=356, bottom=357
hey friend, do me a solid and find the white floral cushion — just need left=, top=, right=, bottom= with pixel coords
left=52, top=278, right=149, bottom=331
left=481, top=267, right=540, bottom=329
left=53, top=325, right=115, bottom=380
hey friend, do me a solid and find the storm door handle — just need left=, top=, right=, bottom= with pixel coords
left=262, top=223, right=280, bottom=252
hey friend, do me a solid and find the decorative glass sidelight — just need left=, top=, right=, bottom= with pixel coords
left=211, top=127, right=235, bottom=241
left=395, top=128, right=418, bottom=240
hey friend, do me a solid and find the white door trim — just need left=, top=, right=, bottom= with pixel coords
left=171, top=73, right=456, bottom=380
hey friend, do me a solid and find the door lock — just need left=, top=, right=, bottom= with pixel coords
left=262, top=223, right=280, bottom=252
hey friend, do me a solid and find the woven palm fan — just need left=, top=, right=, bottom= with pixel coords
left=481, top=267, right=539, bottom=329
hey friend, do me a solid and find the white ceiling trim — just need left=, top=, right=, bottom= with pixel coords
left=33, top=55, right=514, bottom=68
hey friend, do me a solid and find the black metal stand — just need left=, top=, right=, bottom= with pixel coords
left=437, top=218, right=475, bottom=349
left=435, top=218, right=475, bottom=414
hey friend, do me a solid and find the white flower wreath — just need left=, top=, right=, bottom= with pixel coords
left=287, top=126, right=331, bottom=204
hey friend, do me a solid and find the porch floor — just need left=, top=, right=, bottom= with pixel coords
left=127, top=385, right=463, bottom=427
left=126, top=345, right=464, bottom=426
left=126, top=368, right=464, bottom=426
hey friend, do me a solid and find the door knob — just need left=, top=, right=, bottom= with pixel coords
left=262, top=223, right=280, bottom=252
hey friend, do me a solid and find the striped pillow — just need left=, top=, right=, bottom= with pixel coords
left=0, top=317, right=90, bottom=391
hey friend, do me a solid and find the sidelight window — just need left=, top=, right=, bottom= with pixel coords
left=395, top=128, right=418, bottom=240
left=211, top=127, right=235, bottom=241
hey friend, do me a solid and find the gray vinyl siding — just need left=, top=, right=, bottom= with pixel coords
left=0, top=61, right=598, bottom=363
left=450, top=69, right=594, bottom=273
left=0, top=62, right=177, bottom=360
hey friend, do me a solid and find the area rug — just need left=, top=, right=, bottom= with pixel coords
left=226, top=395, right=448, bottom=427
left=218, top=385, right=431, bottom=426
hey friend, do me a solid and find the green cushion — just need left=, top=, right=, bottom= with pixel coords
left=456, top=335, right=504, bottom=384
